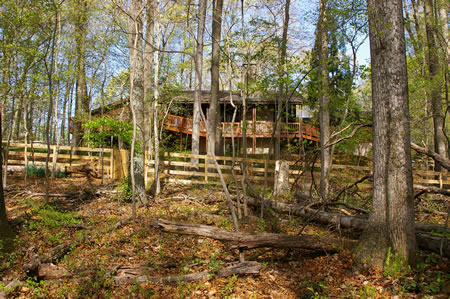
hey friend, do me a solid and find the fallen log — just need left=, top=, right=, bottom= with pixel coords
left=114, top=261, right=262, bottom=285
left=24, top=243, right=75, bottom=279
left=151, top=218, right=356, bottom=252
left=66, top=159, right=100, bottom=179
left=414, top=184, right=450, bottom=197
left=245, top=197, right=450, bottom=257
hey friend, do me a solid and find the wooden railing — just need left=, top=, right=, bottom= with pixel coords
left=165, top=114, right=320, bottom=141
left=165, top=114, right=208, bottom=136
left=3, top=142, right=114, bottom=177
left=144, top=152, right=448, bottom=188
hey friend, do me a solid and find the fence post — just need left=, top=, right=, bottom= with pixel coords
left=112, top=149, right=129, bottom=180
left=204, top=156, right=208, bottom=182
left=109, top=150, right=114, bottom=179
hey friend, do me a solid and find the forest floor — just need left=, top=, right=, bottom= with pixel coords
left=0, top=173, right=449, bottom=298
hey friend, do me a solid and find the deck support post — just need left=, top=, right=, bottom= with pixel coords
left=252, top=107, right=256, bottom=154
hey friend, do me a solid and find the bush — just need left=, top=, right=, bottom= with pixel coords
left=25, top=164, right=45, bottom=177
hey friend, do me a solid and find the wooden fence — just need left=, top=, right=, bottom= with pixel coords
left=3, top=142, right=114, bottom=177
left=143, top=152, right=449, bottom=188
left=3, top=143, right=449, bottom=189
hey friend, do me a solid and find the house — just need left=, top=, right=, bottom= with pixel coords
left=72, top=90, right=319, bottom=155
left=164, top=90, right=319, bottom=155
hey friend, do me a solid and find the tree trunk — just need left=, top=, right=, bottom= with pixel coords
left=208, top=0, right=224, bottom=157
left=191, top=0, right=207, bottom=166
left=275, top=0, right=291, bottom=161
left=318, top=0, right=331, bottom=202
left=51, top=10, right=62, bottom=178
left=273, top=160, right=290, bottom=196
left=0, top=106, right=14, bottom=248
left=152, top=0, right=162, bottom=196
left=71, top=0, right=89, bottom=150
left=354, top=0, right=417, bottom=270
left=128, top=0, right=147, bottom=205
left=144, top=0, right=154, bottom=188
left=424, top=0, right=448, bottom=170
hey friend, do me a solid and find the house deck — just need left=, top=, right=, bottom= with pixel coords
left=164, top=114, right=319, bottom=141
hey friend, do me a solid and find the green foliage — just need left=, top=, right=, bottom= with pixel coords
left=384, top=248, right=410, bottom=279
left=25, top=164, right=46, bottom=178
left=83, top=116, right=132, bottom=148
left=304, top=280, right=329, bottom=299
left=26, top=204, right=81, bottom=230
left=129, top=282, right=155, bottom=297
left=113, top=179, right=132, bottom=203
left=25, top=164, right=69, bottom=178
left=207, top=251, right=223, bottom=271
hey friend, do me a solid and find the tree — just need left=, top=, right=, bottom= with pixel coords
left=208, top=0, right=224, bottom=157
left=152, top=0, right=162, bottom=195
left=274, top=0, right=291, bottom=161
left=354, top=0, right=416, bottom=270
left=423, top=0, right=448, bottom=170
left=317, top=0, right=331, bottom=201
left=0, top=105, right=14, bottom=248
left=71, top=0, right=90, bottom=149
left=128, top=0, right=147, bottom=206
left=191, top=0, right=207, bottom=166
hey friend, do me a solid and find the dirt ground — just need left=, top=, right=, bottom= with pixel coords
left=1, top=173, right=449, bottom=298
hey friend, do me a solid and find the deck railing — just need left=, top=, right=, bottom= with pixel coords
left=165, top=114, right=319, bottom=141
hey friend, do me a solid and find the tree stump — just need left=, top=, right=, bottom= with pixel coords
left=274, top=160, right=290, bottom=196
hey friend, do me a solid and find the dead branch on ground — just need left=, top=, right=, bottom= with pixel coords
left=113, top=261, right=262, bottom=285
left=411, top=143, right=450, bottom=171
left=151, top=218, right=356, bottom=252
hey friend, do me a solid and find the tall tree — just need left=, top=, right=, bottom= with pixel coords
left=424, top=0, right=448, bottom=170
left=71, top=0, right=90, bottom=149
left=128, top=0, right=147, bottom=205
left=144, top=0, right=154, bottom=188
left=208, top=0, right=224, bottom=157
left=317, top=0, right=331, bottom=201
left=274, top=0, right=291, bottom=161
left=192, top=0, right=207, bottom=165
left=354, top=0, right=416, bottom=270
left=0, top=105, right=14, bottom=247
left=152, top=0, right=162, bottom=195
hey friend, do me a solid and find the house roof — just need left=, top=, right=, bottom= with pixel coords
left=91, top=90, right=305, bottom=116
left=172, top=90, right=305, bottom=105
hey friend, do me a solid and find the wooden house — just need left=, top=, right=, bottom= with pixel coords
left=72, top=90, right=319, bottom=155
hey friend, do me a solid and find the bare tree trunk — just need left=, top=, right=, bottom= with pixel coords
left=152, top=0, right=162, bottom=196
left=318, top=0, right=331, bottom=201
left=208, top=0, right=224, bottom=157
left=128, top=0, right=147, bottom=207
left=424, top=0, right=448, bottom=170
left=192, top=0, right=207, bottom=166
left=144, top=0, right=154, bottom=188
left=275, top=0, right=291, bottom=161
left=354, top=0, right=416, bottom=270
left=23, top=97, right=29, bottom=181
left=44, top=4, right=60, bottom=204
left=0, top=105, right=14, bottom=247
left=52, top=11, right=62, bottom=178
left=240, top=0, right=248, bottom=217
left=71, top=0, right=89, bottom=151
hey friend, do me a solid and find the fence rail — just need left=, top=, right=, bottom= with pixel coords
left=3, top=143, right=449, bottom=189
left=3, top=142, right=113, bottom=177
